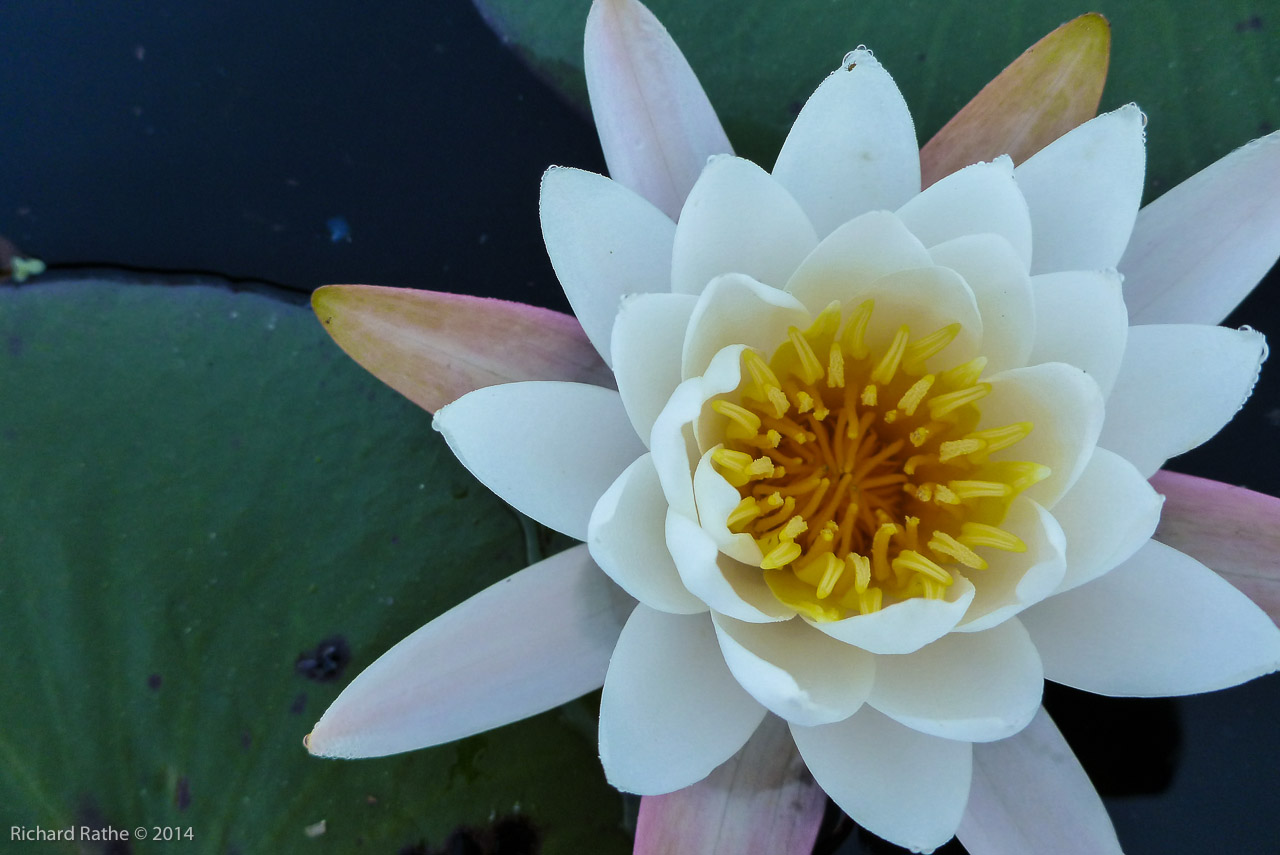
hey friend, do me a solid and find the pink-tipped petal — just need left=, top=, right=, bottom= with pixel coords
left=311, top=285, right=611, bottom=413
left=956, top=707, right=1123, bottom=855
left=1121, top=130, right=1280, bottom=325
left=584, top=0, right=731, bottom=219
left=305, top=544, right=633, bottom=758
left=634, top=715, right=825, bottom=855
left=1151, top=471, right=1280, bottom=626
left=920, top=14, right=1110, bottom=187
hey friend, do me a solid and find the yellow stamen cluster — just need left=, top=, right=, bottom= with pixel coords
left=710, top=300, right=1047, bottom=621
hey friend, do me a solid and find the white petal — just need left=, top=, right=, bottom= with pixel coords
left=773, top=48, right=920, bottom=238
left=898, top=158, right=1033, bottom=269
left=540, top=167, right=675, bottom=365
left=693, top=448, right=764, bottom=565
left=956, top=707, right=1123, bottom=855
left=600, top=606, right=766, bottom=794
left=1022, top=539, right=1280, bottom=696
left=633, top=714, right=825, bottom=855
left=651, top=346, right=750, bottom=519
left=929, top=233, right=1035, bottom=373
left=712, top=614, right=875, bottom=726
left=682, top=274, right=810, bottom=380
left=955, top=498, right=1066, bottom=633
left=791, top=707, right=972, bottom=854
left=589, top=454, right=707, bottom=614
left=1050, top=447, right=1163, bottom=595
left=583, top=0, right=731, bottom=219
left=811, top=575, right=976, bottom=654
left=434, top=381, right=645, bottom=540
left=613, top=292, right=697, bottom=443
left=980, top=363, right=1105, bottom=507
left=1099, top=324, right=1267, bottom=477
left=783, top=210, right=932, bottom=314
left=671, top=156, right=819, bottom=295
left=1121, top=130, right=1280, bottom=325
left=870, top=618, right=1043, bottom=742
left=666, top=510, right=795, bottom=623
left=306, top=544, right=632, bottom=758
left=1027, top=270, right=1128, bottom=396
left=1014, top=105, right=1146, bottom=274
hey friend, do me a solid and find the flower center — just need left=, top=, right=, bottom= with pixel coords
left=710, top=300, right=1048, bottom=621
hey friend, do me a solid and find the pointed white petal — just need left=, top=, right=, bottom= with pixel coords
left=681, top=274, right=810, bottom=380
left=773, top=48, right=920, bottom=238
left=956, top=498, right=1066, bottom=633
left=306, top=544, right=632, bottom=758
left=783, top=210, right=931, bottom=314
left=1027, top=270, right=1128, bottom=397
left=540, top=167, right=676, bottom=365
left=1151, top=470, right=1280, bottom=626
left=929, top=233, right=1034, bottom=373
left=671, top=156, right=818, bottom=295
left=589, top=454, right=707, bottom=614
left=1015, top=105, right=1146, bottom=274
left=1022, top=539, right=1280, bottom=696
left=693, top=449, right=764, bottom=565
left=791, top=707, right=972, bottom=854
left=600, top=606, right=765, bottom=794
left=667, top=510, right=795, bottom=623
left=898, top=158, right=1033, bottom=269
left=712, top=614, right=875, bottom=726
left=870, top=618, right=1043, bottom=742
left=1098, top=324, right=1267, bottom=477
left=980, top=363, right=1106, bottom=507
left=1051, top=448, right=1163, bottom=595
left=634, top=714, right=825, bottom=855
left=434, top=381, right=645, bottom=540
left=1121, top=130, right=1280, bottom=325
left=583, top=0, right=731, bottom=219
left=612, top=292, right=697, bottom=443
left=956, top=707, right=1123, bottom=855
left=811, top=575, right=975, bottom=654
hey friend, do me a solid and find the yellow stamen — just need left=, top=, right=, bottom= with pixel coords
left=927, top=383, right=992, bottom=419
left=892, top=550, right=953, bottom=585
left=959, top=522, right=1027, bottom=552
left=928, top=531, right=988, bottom=570
left=897, top=375, right=936, bottom=416
left=870, top=325, right=910, bottom=385
left=712, top=399, right=763, bottom=439
left=841, top=299, right=874, bottom=359
left=903, top=323, right=961, bottom=371
left=788, top=326, right=825, bottom=385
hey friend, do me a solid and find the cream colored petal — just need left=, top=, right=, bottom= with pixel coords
left=1022, top=539, right=1280, bottom=696
left=929, top=233, right=1035, bottom=373
left=898, top=157, right=1033, bottom=269
left=599, top=606, right=765, bottom=794
left=434, top=381, right=645, bottom=540
left=584, top=0, right=731, bottom=219
left=612, top=292, right=697, bottom=443
left=589, top=454, right=707, bottom=615
left=1026, top=269, right=1128, bottom=397
left=870, top=618, right=1043, bottom=742
left=810, top=575, right=976, bottom=654
left=955, top=497, right=1066, bottom=633
left=956, top=707, right=1123, bottom=855
left=681, top=274, right=810, bottom=381
left=1098, top=324, right=1267, bottom=477
left=540, top=166, right=676, bottom=365
left=667, top=510, right=795, bottom=623
left=1051, top=448, right=1163, bottom=595
left=773, top=48, right=920, bottom=238
left=306, top=544, right=632, bottom=758
left=671, top=156, right=818, bottom=295
left=693, top=449, right=764, bottom=566
left=1120, top=130, right=1280, bottom=325
left=712, top=614, right=875, bottom=726
left=1014, top=104, right=1146, bottom=274
left=791, top=707, right=972, bottom=854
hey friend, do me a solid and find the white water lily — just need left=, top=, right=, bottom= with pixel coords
left=307, top=1, right=1280, bottom=852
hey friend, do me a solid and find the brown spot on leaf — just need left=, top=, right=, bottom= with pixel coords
left=295, top=635, right=350, bottom=682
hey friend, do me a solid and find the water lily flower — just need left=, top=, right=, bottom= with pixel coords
left=305, top=1, right=1280, bottom=852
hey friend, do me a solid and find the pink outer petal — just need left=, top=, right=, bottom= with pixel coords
left=1152, top=470, right=1280, bottom=626
left=634, top=715, right=825, bottom=855
left=311, top=285, right=612, bottom=414
left=584, top=0, right=732, bottom=220
left=305, top=544, right=634, bottom=758
left=956, top=707, right=1122, bottom=855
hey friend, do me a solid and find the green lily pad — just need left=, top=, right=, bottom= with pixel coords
left=473, top=0, right=1278, bottom=200
left=0, top=279, right=628, bottom=854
